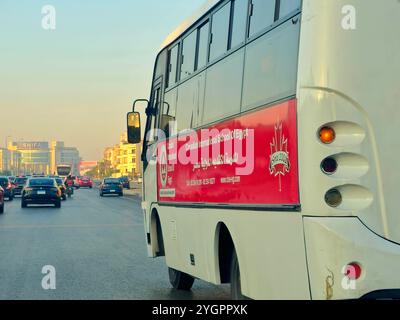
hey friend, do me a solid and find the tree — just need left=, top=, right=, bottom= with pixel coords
left=86, top=161, right=117, bottom=180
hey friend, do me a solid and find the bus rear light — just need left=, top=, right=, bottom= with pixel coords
left=345, top=262, right=362, bottom=280
left=319, top=127, right=336, bottom=144
left=321, top=157, right=338, bottom=175
left=325, top=189, right=342, bottom=208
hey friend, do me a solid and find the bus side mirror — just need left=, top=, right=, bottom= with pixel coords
left=127, top=112, right=141, bottom=144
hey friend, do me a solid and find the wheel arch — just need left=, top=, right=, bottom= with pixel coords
left=214, top=222, right=239, bottom=284
left=150, top=207, right=165, bottom=257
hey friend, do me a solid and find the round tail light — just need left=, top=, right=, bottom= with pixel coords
left=321, top=157, right=338, bottom=175
left=319, top=127, right=336, bottom=144
left=325, top=189, right=342, bottom=208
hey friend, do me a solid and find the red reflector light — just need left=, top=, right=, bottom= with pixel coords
left=345, top=262, right=362, bottom=280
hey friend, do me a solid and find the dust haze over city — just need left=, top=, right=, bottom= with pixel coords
left=0, top=0, right=204, bottom=161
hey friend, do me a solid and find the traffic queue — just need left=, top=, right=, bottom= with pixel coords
left=0, top=175, right=96, bottom=212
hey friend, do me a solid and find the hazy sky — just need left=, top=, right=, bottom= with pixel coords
left=0, top=0, right=205, bottom=160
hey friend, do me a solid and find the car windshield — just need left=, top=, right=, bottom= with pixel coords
left=0, top=178, right=9, bottom=186
left=104, top=179, right=120, bottom=184
left=15, top=178, right=27, bottom=185
left=55, top=179, right=64, bottom=185
left=28, top=179, right=55, bottom=187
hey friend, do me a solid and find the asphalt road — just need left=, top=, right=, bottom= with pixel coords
left=0, top=189, right=230, bottom=300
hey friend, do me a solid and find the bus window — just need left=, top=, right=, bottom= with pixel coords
left=202, top=48, right=244, bottom=125
left=167, top=44, right=179, bottom=88
left=209, top=2, right=231, bottom=62
left=230, top=0, right=249, bottom=49
left=279, top=0, right=301, bottom=19
left=147, top=87, right=161, bottom=143
left=161, top=89, right=177, bottom=137
left=242, top=17, right=299, bottom=111
left=180, top=30, right=197, bottom=80
left=249, top=0, right=276, bottom=38
left=196, top=22, right=210, bottom=70
left=176, top=74, right=205, bottom=131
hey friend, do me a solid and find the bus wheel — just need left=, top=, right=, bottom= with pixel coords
left=168, top=268, right=195, bottom=291
left=230, top=250, right=249, bottom=300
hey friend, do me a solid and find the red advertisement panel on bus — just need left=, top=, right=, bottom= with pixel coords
left=157, top=99, right=299, bottom=206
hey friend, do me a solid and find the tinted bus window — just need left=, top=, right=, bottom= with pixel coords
left=162, top=89, right=177, bottom=136
left=249, top=0, right=276, bottom=37
left=209, top=2, right=231, bottom=61
left=148, top=87, right=161, bottom=142
left=197, top=22, right=210, bottom=70
left=279, top=0, right=301, bottom=18
left=167, top=44, right=179, bottom=88
left=176, top=75, right=205, bottom=130
left=230, top=0, right=249, bottom=48
left=202, top=49, right=244, bottom=124
left=181, top=30, right=197, bottom=80
left=242, top=18, right=299, bottom=111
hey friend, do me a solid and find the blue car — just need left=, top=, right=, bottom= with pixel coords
left=119, top=176, right=130, bottom=189
left=100, top=178, right=123, bottom=197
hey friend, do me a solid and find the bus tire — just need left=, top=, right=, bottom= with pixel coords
left=168, top=268, right=195, bottom=291
left=230, top=250, right=249, bottom=300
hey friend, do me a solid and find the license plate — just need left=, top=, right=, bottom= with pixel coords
left=110, top=190, right=116, bottom=193
left=37, top=191, right=46, bottom=195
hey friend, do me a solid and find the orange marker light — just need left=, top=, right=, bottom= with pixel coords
left=319, top=127, right=336, bottom=144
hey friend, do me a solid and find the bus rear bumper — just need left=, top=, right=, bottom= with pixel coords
left=304, top=217, right=400, bottom=300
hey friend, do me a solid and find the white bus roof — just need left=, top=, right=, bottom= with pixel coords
left=160, top=0, right=222, bottom=50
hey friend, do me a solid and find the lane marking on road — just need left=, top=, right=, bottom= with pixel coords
left=0, top=224, right=138, bottom=230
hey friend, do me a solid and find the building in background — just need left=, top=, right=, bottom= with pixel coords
left=103, top=147, right=115, bottom=167
left=1, top=139, right=80, bottom=176
left=115, top=133, right=142, bottom=178
left=50, top=141, right=80, bottom=175
left=8, top=142, right=50, bottom=175
left=101, top=133, right=142, bottom=179
left=0, top=148, right=10, bottom=174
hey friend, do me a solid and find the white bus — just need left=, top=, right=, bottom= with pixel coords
left=127, top=0, right=400, bottom=299
left=57, top=164, right=72, bottom=178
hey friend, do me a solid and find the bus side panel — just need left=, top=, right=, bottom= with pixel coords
left=156, top=204, right=310, bottom=300
left=156, top=100, right=300, bottom=207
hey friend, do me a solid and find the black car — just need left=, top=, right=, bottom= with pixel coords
left=100, top=178, right=123, bottom=197
left=0, top=176, right=14, bottom=201
left=54, top=177, right=67, bottom=201
left=13, top=177, right=28, bottom=196
left=21, top=178, right=62, bottom=208
left=0, top=186, right=4, bottom=214
left=119, top=176, right=130, bottom=189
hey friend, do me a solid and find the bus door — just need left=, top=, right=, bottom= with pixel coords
left=143, top=78, right=163, bottom=209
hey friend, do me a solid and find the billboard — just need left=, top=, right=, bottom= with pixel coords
left=14, top=142, right=49, bottom=150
